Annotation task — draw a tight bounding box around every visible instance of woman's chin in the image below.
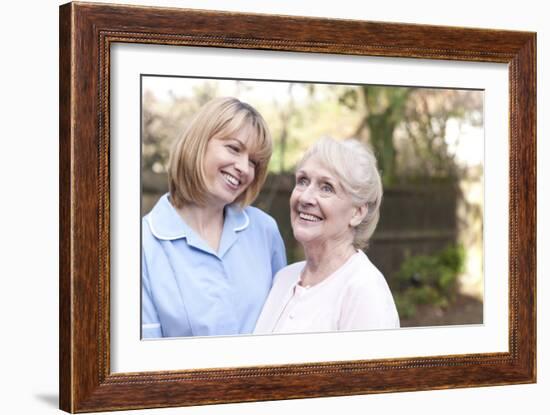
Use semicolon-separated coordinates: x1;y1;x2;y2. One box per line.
293;229;320;246
208;185;243;207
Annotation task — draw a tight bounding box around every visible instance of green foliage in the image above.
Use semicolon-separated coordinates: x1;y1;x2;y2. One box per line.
337;85;483;185
142;79;483;190
392;245;466;319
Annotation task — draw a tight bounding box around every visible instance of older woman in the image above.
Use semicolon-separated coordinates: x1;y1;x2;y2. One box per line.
254;138;398;334
142;97;286;338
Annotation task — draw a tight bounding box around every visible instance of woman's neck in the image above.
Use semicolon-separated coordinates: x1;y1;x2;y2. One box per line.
175;202;225;252
300;240;356;287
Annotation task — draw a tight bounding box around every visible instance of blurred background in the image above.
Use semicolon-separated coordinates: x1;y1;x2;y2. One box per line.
141;76;484;328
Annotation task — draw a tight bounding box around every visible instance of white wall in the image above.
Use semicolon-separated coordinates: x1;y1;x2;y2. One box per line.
1;0;546;414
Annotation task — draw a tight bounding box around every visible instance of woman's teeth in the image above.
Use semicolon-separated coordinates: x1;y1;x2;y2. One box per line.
299;212;322;222
223;173;240;186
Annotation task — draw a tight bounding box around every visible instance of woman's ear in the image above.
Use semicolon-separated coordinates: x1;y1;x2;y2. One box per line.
350;204;368;227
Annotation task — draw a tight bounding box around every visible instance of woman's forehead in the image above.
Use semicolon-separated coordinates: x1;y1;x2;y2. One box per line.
298;157;339;180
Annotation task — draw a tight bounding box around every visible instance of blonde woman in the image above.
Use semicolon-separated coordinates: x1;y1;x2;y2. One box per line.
254;138;398;334
142;97;286;338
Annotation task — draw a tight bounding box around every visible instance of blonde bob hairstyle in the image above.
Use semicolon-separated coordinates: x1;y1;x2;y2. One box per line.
168;97;273;209
297;137;383;249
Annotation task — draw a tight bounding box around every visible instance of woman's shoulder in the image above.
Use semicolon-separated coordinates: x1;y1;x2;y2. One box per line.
243;205;276;222
141;213;165;254
346;250;388;289
141;213;154;240
141;193;187;241
141;195;191;252
339;252;400;329
242;205;280;232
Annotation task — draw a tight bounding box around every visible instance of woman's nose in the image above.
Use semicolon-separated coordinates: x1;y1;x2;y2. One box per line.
234;154;249;173
298;185;316;205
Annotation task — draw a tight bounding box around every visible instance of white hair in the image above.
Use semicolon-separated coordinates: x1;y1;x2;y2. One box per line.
297;137;383;249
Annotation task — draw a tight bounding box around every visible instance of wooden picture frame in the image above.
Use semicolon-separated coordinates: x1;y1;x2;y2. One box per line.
59;2;536;412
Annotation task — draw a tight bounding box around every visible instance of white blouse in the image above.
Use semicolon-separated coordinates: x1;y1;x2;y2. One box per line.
254;250;400;334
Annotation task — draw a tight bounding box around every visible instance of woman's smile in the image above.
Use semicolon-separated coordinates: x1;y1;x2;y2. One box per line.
297;211;323;223
221;171;241;189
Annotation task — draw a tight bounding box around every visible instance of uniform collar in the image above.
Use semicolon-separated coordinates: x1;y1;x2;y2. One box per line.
146;194;249;257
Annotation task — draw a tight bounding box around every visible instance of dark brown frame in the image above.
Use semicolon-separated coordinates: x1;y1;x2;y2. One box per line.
59;2;536;412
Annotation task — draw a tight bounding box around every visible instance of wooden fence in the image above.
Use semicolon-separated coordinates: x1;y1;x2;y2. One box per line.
142;171;460;283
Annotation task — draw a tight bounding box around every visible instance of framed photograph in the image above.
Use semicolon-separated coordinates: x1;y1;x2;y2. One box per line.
59;2;536;412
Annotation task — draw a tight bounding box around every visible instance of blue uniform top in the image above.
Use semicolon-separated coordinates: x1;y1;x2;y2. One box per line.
141;194;287;338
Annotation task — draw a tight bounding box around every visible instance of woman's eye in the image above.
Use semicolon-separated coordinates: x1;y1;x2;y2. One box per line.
296;177;308;186
321;184;334;193
226;144;239;153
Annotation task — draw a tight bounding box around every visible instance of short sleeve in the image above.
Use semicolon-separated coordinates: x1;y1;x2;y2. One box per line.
141;250;163;338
